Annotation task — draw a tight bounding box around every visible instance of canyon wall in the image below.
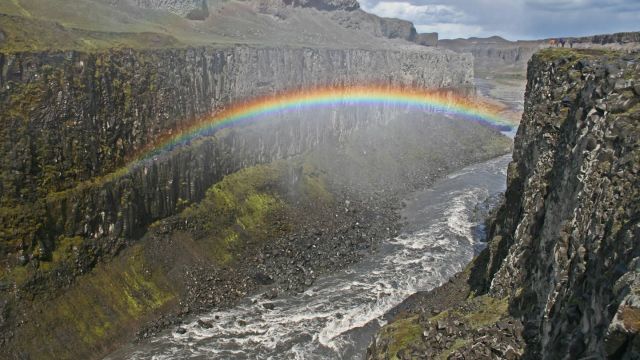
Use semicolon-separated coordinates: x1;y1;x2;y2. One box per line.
0;46;472;265
484;48;639;358
368;48;639;359
440;37;542;76
0;43;480;358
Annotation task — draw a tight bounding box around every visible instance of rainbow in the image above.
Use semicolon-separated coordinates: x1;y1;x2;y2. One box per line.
134;85;514;165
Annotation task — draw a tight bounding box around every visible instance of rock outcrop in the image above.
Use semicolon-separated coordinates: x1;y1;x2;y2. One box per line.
440;36;543;76
570;31;640;46
368;48;640;359
483;48;640;359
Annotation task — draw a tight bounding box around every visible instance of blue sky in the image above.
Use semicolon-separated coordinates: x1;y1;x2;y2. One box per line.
360;0;640;40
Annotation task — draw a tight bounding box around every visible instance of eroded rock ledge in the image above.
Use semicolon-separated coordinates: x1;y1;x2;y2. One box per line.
368;48;640;359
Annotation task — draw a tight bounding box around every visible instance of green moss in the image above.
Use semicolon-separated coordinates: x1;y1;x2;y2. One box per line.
14;243;177;359
383;316;423;360
428;309;451;323
462;295;510;329
38;236;84;272
535;48;625;73
300;162;333;204
180;163;287;264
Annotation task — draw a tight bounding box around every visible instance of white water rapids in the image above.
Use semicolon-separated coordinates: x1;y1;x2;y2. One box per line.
108;154;511;360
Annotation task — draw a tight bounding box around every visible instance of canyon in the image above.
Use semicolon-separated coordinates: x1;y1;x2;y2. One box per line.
0;0;638;359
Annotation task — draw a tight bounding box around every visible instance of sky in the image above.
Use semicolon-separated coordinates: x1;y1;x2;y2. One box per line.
359;0;640;40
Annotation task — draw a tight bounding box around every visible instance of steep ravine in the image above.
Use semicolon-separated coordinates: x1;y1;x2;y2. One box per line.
368;48;640;359
0;42;516;359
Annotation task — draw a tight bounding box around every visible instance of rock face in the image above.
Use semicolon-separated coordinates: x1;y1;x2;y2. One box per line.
484;48;640;358
328;10;417;42
0;43;478;358
366;48;640;359
571;31;640;46
0;46;472;265
440;36;542;75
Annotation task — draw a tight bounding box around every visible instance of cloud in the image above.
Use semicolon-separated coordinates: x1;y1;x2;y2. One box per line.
525;0;640;11
366;2;465;23
362;0;640;40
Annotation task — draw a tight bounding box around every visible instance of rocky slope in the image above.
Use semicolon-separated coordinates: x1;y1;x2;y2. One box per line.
103;0;210;19
368;48;640;359
0;0;436;52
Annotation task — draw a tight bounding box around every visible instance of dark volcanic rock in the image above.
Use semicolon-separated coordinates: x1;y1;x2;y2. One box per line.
483;48;640;359
368;48;640;360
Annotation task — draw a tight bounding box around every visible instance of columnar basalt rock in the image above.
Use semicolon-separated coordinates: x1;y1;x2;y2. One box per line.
366;48;640;360
486;49;640;358
0;46;473;265
0;40;498;359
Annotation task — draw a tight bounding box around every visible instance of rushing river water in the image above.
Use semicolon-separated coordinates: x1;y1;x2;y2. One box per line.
108;154;511;360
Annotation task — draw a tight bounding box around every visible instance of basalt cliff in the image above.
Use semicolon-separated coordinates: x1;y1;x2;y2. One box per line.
368;48;640;359
0;0;519;359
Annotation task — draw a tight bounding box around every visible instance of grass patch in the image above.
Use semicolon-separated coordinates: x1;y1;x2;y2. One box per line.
180;164;286;263
179;158;332;264
0;13;182;52
13;243;176;359
463;295;510;329
383;316;423;360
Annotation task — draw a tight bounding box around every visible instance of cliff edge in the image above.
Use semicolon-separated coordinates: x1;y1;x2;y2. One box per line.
368;48;640;359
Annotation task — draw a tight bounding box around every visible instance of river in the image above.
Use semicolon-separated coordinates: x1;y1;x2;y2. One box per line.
107;154;511;360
